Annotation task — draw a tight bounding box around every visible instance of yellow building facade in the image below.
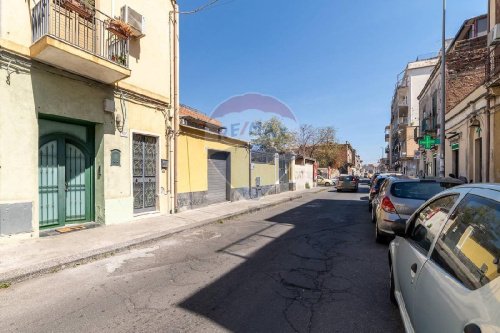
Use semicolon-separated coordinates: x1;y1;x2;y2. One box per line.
0;0;179;237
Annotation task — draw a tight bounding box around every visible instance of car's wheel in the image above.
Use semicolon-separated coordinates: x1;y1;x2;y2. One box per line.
368;203;372;212
390;265;397;306
325;182;330;186
375;221;385;243
337;189;341;192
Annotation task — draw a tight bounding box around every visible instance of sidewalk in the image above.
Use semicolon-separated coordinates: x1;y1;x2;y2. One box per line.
0;187;325;284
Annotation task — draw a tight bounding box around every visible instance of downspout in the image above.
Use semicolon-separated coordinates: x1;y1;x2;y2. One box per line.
486;96;491;182
173;2;179;212
248;145;252;199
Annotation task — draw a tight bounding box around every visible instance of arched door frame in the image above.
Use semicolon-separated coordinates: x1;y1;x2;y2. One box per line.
39;133;94;228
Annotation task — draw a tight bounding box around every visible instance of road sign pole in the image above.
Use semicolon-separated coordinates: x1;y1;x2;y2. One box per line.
439;0;446;177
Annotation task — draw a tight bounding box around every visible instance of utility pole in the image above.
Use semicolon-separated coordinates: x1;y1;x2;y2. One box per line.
439;0;446;177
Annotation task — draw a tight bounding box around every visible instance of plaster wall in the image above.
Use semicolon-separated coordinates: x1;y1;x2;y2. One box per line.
251;163;277;187
177;127;250;195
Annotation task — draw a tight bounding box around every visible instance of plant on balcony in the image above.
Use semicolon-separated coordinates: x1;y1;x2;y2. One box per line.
110;53;127;66
59;0;94;20
106;19;133;39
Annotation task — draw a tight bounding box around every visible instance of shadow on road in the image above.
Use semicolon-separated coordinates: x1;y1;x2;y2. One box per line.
178;196;403;332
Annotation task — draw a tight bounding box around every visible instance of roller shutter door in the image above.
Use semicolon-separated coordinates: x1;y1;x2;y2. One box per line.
207;152;229;204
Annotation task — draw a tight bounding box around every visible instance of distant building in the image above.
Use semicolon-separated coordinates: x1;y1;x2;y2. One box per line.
388;56;439;176
334;142;357;175
419;14;488;179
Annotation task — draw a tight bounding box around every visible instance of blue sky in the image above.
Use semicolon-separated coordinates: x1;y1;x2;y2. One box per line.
177;0;486;164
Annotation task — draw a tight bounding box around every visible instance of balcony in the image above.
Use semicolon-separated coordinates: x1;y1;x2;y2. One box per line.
31;0;131;84
421;116;438;134
397;96;408;109
385;133;389;142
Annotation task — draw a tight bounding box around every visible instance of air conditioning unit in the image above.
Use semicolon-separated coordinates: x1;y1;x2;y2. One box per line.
121;5;145;38
488;24;500;46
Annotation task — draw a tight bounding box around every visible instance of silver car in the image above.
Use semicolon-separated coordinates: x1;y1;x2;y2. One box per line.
389;184;500;332
372;177;463;243
336;175;358;192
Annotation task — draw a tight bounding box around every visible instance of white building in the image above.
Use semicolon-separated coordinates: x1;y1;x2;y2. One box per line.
389;56;439;176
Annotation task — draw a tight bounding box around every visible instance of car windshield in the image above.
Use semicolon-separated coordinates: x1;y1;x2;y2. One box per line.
391;182;446;200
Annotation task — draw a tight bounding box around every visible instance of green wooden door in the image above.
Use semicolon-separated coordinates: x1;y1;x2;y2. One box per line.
39;140;59;227
39;136;92;228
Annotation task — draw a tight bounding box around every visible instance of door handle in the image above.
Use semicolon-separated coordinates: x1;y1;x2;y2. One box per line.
410;263;417;280
64;182;69;192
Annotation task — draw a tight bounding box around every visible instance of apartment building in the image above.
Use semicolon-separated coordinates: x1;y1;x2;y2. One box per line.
388;56;438;176
437;15;489;182
481;0;500;182
0;0;179;237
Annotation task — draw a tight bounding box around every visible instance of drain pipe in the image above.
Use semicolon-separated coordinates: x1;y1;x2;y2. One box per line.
172;1;179;213
486;96;492;182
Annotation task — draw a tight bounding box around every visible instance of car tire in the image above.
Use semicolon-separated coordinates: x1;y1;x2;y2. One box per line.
390;265;397;306
371;206;377;223
337;189;341;192
325;182;330;186
375;222;385;243
368;203;372;212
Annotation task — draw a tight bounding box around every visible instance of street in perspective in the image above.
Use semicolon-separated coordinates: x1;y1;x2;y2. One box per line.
0;0;499;332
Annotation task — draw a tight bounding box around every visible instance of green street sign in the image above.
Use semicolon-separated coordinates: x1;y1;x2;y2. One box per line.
451;143;459;151
419;135;440;149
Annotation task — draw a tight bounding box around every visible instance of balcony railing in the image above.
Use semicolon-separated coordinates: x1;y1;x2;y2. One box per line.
486;46;500;83
32;0;129;68
398;97;408;107
398;117;408;125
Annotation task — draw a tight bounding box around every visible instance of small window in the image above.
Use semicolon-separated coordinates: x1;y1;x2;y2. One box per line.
431;194;500;290
409;194;460;254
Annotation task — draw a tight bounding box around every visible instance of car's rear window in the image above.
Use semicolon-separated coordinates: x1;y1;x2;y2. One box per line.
341;176;353;181
374;177;386;189
391;182;446;200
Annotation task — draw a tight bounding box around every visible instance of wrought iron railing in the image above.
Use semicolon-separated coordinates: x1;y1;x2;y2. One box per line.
486;46;500;82
31;0;129;68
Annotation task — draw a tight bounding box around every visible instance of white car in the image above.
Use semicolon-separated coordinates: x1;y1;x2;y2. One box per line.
389;184;500;333
317;175;335;186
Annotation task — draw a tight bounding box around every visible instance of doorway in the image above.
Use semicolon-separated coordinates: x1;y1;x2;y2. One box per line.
132;134;158;213
474;138;482;182
38;135;93;228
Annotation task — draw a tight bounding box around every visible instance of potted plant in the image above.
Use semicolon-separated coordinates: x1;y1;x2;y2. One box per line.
110;53;127;66
59;0;94;20
106;19;132;39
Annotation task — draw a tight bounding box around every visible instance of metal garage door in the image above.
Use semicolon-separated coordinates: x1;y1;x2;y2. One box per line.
207;151;229;204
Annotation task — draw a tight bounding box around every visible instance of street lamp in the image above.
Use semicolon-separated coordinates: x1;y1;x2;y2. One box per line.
439;0;446;177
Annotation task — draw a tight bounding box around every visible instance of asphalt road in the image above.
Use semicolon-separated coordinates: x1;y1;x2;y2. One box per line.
0;186;403;333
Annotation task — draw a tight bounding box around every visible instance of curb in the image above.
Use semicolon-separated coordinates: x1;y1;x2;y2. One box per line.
0;188;325;285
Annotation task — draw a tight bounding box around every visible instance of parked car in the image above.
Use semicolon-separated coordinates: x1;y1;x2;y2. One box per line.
389;183;500;333
368;175;392;212
336;175;358;192
359;178;371;185
317;175;335;186
373;177;464;242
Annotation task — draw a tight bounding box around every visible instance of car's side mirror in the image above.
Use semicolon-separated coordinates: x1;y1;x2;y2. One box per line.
392;218;408;237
